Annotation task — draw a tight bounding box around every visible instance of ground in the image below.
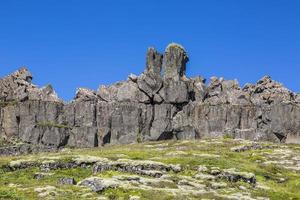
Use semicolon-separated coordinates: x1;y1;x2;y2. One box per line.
0;138;299;200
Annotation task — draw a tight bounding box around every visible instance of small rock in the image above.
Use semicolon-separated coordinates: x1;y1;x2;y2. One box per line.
219;168;256;185
239;185;247;191
129;196;141;200
128;74;138;82
58;177;77;185
78;177;119;192
197;165;208;173
33;173;45;180
211;182;227;189
194;173;215;181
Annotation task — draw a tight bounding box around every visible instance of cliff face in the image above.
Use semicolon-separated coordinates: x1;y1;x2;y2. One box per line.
1;43;300;149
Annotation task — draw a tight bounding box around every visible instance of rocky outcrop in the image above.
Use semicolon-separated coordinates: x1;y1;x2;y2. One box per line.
1;43;300;150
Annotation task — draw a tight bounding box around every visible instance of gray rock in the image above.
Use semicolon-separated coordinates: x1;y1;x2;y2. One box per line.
162;43;189;81
159;80;189;103
217;168;256;185
78;177;119;192
1;43;300;151
137;47;163;98
58;177;76;185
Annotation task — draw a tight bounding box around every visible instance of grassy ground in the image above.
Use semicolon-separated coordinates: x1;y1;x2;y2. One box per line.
0;138;299;200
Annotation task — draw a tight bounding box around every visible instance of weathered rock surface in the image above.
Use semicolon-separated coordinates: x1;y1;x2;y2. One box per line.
1;43;300;150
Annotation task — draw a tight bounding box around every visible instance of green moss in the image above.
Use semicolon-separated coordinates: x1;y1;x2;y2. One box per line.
0;139;299;199
0;188;24;200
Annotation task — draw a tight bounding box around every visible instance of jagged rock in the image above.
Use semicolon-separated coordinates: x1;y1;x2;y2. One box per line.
0;68;61;102
189;76;207;102
137;48;163;98
1;43;300;151
75;88;97;101
205;77;251;105
244;76;294;105
159;80;189;103
116;81;150;103
128;73;138;82
98;81;149;103
162;43;189;81
295;94;300;103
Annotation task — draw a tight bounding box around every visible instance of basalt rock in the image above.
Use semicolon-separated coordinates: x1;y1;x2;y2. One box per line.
1;43;300;151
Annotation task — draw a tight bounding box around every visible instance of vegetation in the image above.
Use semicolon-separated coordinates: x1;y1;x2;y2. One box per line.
0;139;299;199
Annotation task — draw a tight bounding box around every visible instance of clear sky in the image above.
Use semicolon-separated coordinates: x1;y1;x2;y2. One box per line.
1;0;300;100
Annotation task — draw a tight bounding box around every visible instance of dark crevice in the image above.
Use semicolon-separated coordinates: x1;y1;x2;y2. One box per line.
103;131;111;145
273;132;286;142
188;91;195;102
16;116;20;136
94;132;98;147
237;108;242;129
157;131;174;141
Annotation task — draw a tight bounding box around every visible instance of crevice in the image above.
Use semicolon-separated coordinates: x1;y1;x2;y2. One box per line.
103;131;111;145
94;132;98;147
148;104;155;133
157;131;174;141
237;107;242;129
273;132;286;142
16;116;20;137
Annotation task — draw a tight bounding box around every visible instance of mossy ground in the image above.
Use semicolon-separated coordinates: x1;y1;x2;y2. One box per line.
0;139;299;200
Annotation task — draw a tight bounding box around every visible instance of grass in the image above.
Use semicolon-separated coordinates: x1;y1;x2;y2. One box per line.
0;139;299;199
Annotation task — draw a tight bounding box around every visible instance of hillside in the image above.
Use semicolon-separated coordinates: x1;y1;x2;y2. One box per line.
0;138;299;200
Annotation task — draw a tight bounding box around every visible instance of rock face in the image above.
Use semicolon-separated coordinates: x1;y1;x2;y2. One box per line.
1;43;300;149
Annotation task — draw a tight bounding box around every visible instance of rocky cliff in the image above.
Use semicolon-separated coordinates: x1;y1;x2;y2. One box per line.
1;43;300;150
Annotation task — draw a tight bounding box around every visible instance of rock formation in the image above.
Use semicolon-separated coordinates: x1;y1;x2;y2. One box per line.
1;43;300;150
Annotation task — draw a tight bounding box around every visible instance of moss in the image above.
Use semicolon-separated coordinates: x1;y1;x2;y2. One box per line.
0;188;24;200
165;43;186;53
36;121;70;129
0;139;299;199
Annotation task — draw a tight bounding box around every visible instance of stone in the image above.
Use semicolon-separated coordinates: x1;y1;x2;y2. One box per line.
162;43;189;81
1;43;300;152
218;168;256;185
159;80;189;103
75;88;98;101
58;177;77;185
137;47;163;98
78;177;119;192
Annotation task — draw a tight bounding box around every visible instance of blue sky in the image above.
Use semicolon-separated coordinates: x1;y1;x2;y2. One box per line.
1;0;300;100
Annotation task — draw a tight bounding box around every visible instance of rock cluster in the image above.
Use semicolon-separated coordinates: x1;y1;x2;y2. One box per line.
1;43;300;150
